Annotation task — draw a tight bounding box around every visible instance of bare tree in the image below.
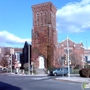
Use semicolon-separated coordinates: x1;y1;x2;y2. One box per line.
70;52;82;68
0;47;15;68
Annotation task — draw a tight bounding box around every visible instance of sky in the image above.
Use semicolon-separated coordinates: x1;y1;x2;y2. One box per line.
0;0;90;49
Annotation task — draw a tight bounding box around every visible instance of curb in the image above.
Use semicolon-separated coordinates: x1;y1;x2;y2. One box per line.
55;79;82;83
55;77;90;83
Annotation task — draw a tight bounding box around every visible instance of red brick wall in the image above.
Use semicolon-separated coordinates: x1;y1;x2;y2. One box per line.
58;39;84;68
31;2;57;68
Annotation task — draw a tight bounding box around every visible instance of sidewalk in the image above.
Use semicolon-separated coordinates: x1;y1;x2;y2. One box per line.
55;74;90;83
2;73;48;76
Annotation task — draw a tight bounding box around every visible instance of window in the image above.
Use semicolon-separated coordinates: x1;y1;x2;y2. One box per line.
69;49;72;53
85;56;88;61
45;11;47;24
36;12;39;25
41;12;43;24
64;49;72;53
57;68;60;71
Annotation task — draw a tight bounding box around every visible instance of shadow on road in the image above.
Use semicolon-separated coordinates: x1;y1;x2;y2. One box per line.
0;81;22;90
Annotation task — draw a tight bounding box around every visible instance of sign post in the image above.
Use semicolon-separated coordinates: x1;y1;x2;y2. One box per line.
28;44;30;75
10;48;14;74
61;56;65;77
31;62;34;75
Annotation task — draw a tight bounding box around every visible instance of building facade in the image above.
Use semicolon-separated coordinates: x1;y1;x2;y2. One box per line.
57;38;85;68
0;47;22;69
84;49;90;63
31;2;58;69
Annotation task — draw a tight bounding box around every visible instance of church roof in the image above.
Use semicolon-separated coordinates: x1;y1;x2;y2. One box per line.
59;38;83;48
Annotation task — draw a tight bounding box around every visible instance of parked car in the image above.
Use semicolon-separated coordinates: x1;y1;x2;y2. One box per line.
49;67;72;76
2;68;7;73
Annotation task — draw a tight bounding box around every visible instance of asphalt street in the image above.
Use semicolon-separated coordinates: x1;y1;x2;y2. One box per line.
0;75;88;90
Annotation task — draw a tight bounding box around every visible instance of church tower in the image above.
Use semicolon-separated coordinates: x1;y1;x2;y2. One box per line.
31;2;58;69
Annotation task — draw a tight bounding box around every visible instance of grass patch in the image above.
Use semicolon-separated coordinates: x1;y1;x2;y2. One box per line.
71;69;79;74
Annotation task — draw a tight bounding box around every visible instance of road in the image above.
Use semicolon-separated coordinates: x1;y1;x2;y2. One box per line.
0;75;86;90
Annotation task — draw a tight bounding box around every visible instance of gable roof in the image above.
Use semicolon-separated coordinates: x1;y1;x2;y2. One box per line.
59;38;83;47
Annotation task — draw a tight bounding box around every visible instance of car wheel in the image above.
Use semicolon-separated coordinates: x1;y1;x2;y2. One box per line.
65;73;68;76
54;73;57;76
64;74;67;76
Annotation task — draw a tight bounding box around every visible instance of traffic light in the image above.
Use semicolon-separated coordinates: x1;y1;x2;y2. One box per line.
69;60;71;65
64;54;66;60
64;60;67;65
64;54;67;65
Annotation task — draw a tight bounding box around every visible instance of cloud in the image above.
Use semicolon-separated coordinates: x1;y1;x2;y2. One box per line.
56;0;90;33
0;30;31;47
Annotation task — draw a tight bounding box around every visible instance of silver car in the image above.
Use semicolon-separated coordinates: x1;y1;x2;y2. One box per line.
50;67;72;76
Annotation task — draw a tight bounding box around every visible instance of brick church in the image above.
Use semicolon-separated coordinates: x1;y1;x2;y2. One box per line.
31;2;58;69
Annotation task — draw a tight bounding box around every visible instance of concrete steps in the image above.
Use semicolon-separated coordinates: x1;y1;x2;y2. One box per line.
35;69;47;74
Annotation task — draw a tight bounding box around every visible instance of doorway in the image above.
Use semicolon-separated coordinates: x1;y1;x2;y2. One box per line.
38;56;45;69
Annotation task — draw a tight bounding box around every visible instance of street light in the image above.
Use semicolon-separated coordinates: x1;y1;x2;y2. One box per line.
67;36;70;77
28;44;30;75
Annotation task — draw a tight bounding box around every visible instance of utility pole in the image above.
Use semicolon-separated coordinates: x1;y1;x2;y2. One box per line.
10;47;14;74
28;44;30;75
67;36;70;77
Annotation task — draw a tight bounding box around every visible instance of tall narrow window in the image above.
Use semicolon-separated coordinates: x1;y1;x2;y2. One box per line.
41;12;43;25
45;11;47;24
36;12;39;26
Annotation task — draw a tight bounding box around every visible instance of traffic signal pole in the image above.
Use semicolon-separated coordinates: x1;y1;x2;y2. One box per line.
67;36;70;77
